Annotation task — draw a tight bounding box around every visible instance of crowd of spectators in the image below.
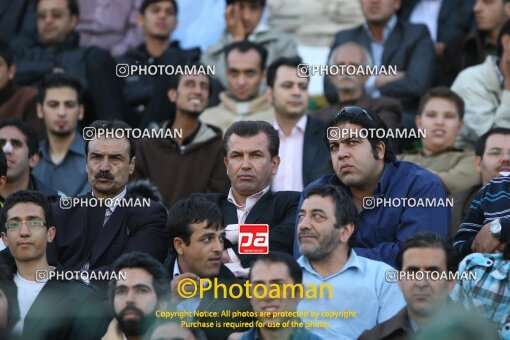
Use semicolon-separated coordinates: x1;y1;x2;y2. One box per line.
0;0;510;339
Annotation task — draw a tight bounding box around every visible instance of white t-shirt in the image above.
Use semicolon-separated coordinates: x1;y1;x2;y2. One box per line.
12;272;47;335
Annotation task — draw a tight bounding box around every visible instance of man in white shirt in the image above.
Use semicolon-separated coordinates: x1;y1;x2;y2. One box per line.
0;190;106;339
266;57;331;192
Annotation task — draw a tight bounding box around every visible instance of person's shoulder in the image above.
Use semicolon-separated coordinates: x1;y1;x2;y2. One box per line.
271;190;301;200
333;25;364;40
453;56;492;84
392;160;438;179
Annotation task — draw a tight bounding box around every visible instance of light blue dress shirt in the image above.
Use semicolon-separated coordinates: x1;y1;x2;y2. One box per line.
363;15;398;98
297;250;406;339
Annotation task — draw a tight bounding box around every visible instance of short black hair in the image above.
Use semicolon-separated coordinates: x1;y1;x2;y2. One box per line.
0;190;54;233
84;120;136;159
417;87;465;119
396;232;458;274
474;127;510;157
167;196;223;253
38;72;83;105
109;252;171;303
0;40;13;67
327;106;397;163
36;0;79;16
303;185;358;251
498;20;510;58
224;41;268;71
226;0;266;7
140;0;178;14
249;252;302;284
0;148;6;178
0;118;39;158
223;120;279;158
303;185;358;230
266;56;307;88
127;179;163;203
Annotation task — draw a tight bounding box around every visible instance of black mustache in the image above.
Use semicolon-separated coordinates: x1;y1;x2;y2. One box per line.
95;171;114;180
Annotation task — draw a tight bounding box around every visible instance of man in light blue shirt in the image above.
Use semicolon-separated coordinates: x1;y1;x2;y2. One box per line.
296;184;405;339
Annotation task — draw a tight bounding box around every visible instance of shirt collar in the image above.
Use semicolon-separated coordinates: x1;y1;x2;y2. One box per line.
227;185;270;210
91;186;127;212
363;14;397;43
173;259;181;277
273;115;308;134
493;57;505;89
297;249;364;279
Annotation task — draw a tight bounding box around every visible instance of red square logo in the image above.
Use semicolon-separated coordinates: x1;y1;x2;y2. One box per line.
238;224;269;254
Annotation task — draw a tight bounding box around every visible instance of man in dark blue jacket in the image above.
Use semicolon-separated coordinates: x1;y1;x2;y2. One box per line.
293;106;450;267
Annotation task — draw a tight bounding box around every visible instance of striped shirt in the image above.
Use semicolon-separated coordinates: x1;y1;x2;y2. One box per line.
453;174;510;259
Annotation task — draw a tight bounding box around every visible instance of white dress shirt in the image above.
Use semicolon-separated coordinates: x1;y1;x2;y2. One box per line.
409;0;443;42
224;186;270;277
272;115;307;192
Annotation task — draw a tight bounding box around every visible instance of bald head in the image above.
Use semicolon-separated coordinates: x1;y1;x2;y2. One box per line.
328;43;371;98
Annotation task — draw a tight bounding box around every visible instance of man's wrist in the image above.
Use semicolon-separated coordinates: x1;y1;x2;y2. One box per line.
499;218;510;242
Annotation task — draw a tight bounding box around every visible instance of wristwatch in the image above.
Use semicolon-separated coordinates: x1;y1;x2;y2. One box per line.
489;219;502;239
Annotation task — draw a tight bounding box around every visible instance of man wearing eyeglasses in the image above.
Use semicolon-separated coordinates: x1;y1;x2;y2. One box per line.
0;190;107;339
293;106;450;267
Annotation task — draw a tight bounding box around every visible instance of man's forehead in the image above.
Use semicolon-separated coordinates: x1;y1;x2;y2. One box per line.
88;137;130;155
44;87;79;102
116;267;154;286
227;49;261;69
228;133;269;152
37;0;69;11
402;247;447;268
276;66;308;85
7;203;45;220
189;220;223;236
179;74;210;86
251;261;291;281
301;195;335;211
0;126;27;142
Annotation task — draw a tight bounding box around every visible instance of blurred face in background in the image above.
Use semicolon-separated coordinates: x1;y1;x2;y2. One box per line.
37;87;83;137
416;97;463;155
37;0;78;46
226;49;264;101
138;0;177;39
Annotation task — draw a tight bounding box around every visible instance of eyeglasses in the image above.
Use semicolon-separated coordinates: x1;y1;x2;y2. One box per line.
335;106;373;121
5;219;46;231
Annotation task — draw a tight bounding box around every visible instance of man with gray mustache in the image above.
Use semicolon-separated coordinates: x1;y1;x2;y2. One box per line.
46;120;168;283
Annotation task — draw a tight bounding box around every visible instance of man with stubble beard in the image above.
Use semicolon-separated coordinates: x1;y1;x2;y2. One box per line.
133;67;229;208
32;73;88;196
